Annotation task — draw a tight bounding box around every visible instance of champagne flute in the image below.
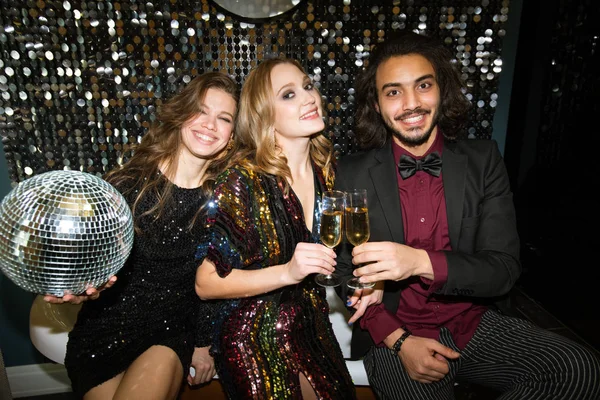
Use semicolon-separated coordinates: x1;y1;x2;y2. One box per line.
315;190;345;287
345;189;375;290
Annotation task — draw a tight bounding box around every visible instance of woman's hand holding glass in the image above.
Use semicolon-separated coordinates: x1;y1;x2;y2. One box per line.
286;242;337;285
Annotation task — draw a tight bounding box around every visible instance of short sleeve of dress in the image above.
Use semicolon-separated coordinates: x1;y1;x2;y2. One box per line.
195;166;259;278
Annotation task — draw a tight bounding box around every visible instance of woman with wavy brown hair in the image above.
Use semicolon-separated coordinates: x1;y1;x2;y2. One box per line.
195;58;356;399
52;72;240;400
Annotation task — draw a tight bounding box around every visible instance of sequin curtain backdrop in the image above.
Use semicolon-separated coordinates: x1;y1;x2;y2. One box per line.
0;0;512;186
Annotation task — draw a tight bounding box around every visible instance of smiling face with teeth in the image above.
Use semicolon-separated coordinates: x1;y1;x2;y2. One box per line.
375;53;441;155
270;62;324;145
179;87;237;163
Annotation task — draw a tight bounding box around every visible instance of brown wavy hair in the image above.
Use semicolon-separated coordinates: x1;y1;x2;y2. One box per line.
104;72;240;231
235;57;334;192
354;31;472;150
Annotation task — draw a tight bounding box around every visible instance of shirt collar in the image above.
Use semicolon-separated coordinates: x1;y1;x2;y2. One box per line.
392;129;444;166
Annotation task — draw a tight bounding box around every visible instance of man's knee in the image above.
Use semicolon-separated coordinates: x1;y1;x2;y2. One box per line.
567;346;600;396
547;342;600;399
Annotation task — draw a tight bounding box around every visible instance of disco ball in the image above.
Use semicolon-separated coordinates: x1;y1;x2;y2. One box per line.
0;170;134;296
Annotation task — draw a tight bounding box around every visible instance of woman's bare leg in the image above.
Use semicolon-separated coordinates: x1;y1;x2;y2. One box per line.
84;345;183;400
299;373;317;400
115;345;184;400
83;372;124;400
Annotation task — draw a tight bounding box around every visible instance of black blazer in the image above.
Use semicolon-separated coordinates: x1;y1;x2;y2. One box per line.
334;138;521;359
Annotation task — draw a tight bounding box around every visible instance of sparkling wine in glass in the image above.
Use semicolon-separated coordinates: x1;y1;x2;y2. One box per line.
315;190;345;287
345;189;375;290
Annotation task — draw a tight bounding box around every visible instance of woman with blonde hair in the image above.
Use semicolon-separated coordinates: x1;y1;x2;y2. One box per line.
55;72;240;399
195;58;356;399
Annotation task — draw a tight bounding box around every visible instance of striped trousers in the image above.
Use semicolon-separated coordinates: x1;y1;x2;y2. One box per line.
363;310;600;400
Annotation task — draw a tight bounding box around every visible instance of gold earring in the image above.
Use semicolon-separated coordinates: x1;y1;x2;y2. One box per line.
225;136;234;151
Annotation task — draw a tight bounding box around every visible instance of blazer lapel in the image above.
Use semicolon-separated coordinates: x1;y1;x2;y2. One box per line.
370;144;405;244
442;142;467;251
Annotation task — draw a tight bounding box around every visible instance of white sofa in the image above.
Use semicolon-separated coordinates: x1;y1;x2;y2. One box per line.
325;287;369;386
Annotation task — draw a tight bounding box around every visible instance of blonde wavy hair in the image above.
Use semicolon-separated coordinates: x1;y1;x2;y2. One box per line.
235;57;334;191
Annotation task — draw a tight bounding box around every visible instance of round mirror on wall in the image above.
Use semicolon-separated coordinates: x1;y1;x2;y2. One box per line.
209;0;305;21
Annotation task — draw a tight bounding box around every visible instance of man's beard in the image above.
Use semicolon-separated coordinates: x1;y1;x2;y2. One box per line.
386;108;439;148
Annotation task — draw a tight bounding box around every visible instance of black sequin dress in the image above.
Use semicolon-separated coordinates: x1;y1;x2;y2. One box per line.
65;178;216;397
197;165;357;400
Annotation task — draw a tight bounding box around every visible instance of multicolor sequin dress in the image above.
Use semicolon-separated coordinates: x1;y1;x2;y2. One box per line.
64;177;217;397
196;165;357;400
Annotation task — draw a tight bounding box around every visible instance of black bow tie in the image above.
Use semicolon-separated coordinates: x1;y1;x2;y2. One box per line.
398;152;442;180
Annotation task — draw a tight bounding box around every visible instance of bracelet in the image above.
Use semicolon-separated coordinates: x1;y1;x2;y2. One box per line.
391;328;412;353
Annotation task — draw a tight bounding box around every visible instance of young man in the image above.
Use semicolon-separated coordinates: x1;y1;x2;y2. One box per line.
335;31;600;400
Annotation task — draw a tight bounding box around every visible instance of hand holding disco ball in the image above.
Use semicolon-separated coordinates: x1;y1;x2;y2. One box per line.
0;170;134;296
43;275;118;304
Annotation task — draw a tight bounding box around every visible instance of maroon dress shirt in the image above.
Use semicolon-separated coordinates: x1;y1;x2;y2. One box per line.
360;132;487;350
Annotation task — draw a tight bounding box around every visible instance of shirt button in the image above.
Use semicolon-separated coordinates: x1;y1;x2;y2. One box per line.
420;217;425;223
